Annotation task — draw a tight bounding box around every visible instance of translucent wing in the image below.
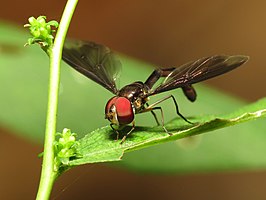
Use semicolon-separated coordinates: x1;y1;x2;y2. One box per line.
149;55;248;95
62;40;121;94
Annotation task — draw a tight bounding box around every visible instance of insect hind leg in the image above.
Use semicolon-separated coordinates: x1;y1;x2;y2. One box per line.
169;95;193;124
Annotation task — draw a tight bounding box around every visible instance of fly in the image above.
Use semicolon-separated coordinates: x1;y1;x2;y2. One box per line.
62;40;249;143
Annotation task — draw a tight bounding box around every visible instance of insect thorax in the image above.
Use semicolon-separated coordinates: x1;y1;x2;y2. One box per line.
118;81;149;113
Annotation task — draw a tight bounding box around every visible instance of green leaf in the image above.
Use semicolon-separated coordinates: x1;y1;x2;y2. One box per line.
69;98;266;166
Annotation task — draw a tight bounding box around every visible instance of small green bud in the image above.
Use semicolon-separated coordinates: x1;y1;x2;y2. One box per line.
24;16;59;48
54;128;80;170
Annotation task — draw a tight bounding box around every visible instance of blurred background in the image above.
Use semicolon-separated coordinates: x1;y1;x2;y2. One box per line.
1;0;266;199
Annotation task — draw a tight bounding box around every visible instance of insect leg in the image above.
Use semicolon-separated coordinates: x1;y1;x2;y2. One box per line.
144;68;175;89
120;121;135;144
145;95;193;124
140;106;171;135
146;103;160;125
110;123;120;140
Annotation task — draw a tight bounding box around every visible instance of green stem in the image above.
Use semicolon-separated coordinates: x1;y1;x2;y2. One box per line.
36;0;78;199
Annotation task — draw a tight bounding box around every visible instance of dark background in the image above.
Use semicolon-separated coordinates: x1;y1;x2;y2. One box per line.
1;0;266;199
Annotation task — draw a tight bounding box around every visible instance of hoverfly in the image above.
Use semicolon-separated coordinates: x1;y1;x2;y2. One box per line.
62;40;248;143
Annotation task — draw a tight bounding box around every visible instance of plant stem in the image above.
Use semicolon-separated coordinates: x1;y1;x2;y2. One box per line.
36;0;78;199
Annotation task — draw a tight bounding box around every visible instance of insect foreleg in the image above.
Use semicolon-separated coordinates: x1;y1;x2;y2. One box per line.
120;121;135;144
110;123;120;140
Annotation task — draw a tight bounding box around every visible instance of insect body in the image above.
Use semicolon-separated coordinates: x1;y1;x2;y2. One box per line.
62;40;249;143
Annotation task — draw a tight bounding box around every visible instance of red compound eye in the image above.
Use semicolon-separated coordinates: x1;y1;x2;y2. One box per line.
105;97;134;125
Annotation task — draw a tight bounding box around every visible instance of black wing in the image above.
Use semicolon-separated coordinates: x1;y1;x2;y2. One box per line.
149;55;249;96
62;40;121;94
